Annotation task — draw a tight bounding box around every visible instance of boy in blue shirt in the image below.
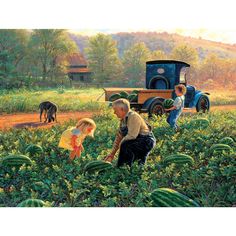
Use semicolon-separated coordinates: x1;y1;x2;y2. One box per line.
165;84;186;131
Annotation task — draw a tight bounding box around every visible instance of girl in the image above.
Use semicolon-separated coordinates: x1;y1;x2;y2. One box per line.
58;118;96;161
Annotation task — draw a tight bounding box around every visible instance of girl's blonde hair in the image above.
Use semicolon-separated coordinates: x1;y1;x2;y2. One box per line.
76;118;96;137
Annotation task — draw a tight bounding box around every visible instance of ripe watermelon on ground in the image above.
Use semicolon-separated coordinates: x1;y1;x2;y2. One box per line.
84;160;113;174
219;137;234;146
17;199;46;207
0;154;32;167
210;144;232;155
25;144;43;156
163;99;174;109
162;153;194;167
150;188;200;207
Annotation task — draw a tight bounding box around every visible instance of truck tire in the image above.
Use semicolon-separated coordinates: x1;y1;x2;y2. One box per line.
196;95;210;113
148;101;165;117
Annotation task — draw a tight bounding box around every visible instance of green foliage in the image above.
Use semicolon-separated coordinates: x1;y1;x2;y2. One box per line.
29;29;77;81
122;42;151;87
188;118;210;130
86;34;122;83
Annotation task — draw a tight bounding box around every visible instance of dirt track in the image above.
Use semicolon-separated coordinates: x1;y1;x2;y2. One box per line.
0;111;98;130
0;105;235;130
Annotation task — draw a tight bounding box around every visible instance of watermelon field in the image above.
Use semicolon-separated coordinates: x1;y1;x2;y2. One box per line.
0;107;235;207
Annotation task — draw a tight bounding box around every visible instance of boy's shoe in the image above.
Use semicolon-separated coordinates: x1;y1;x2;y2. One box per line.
175;127;180;132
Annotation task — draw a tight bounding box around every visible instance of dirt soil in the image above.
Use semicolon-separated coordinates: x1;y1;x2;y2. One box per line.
0;105;235;130
0;111;98;130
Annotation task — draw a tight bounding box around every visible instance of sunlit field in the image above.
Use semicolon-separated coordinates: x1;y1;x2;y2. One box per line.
0;88;235;114
0;88;105;113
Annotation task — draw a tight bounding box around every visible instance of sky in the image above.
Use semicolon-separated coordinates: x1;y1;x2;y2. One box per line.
1;0;236;45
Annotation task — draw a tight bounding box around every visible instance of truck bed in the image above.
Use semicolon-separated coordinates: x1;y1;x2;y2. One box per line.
103;87;173;104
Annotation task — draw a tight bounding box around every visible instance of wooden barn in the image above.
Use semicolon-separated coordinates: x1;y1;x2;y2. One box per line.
66;53;92;82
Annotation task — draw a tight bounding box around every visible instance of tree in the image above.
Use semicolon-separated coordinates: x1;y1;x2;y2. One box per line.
29;29;77;81
170;44;199;85
170;43;199;66
0;29;29;88
85;34;122;83
151;50;167;60
122;42;151;87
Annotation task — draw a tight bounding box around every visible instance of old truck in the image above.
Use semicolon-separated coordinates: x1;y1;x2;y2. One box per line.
104;60;210;116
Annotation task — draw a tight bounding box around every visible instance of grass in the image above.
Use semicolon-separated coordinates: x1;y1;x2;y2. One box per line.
0;87;235;114
208;89;236;106
0;88;106;113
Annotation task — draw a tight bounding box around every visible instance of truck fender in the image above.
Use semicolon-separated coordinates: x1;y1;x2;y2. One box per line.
190;91;210;107
141;97;165;112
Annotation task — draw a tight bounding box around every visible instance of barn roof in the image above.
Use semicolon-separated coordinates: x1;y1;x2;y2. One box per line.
66;53;87;66
68;67;91;73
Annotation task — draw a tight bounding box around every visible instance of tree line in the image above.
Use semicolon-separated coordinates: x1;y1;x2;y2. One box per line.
1;29;236;89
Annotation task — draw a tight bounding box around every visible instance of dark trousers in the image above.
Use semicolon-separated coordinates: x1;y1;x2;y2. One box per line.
117;134;156;167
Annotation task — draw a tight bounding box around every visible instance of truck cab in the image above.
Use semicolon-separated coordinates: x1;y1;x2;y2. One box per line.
146;60;210;112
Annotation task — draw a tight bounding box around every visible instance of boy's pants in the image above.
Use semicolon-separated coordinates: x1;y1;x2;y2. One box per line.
167;109;182;130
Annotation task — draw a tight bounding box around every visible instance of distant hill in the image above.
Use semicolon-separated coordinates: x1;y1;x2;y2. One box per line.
69;31;236;60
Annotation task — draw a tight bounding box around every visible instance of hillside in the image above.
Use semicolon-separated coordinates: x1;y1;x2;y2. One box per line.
69;31;236;59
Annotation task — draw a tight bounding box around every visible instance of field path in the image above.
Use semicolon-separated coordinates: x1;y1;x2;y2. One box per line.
0;111;98;130
0;105;235;130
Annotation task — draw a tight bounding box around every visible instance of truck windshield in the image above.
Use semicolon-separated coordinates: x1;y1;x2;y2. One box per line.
180;67;187;84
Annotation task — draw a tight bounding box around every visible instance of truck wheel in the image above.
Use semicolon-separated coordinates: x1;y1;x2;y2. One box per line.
148;101;165;117
196;95;210;113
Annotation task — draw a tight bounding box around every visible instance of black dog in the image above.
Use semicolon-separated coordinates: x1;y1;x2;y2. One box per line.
39;101;58;123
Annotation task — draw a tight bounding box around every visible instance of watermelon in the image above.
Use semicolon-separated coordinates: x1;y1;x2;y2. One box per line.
127;93;138;102
150;188;200;207
109;93;121;102
131;90;139;95
210;144;232;155
189;118;210;129
25;144;43;156
163;99;174;109
0;154;32;167
162;154;194;167
17;199;46;207
119;91;129;99
84;160;113;173
219;137;234;146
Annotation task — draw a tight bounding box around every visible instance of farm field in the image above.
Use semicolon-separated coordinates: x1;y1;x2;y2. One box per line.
0;108;235;207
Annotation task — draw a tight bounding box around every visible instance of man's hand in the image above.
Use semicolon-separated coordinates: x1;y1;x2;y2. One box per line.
104;153;115;162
